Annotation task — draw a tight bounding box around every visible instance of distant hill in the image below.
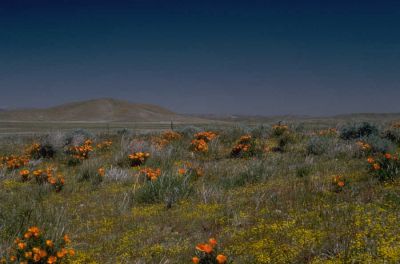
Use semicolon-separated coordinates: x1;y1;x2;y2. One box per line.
0;98;204;122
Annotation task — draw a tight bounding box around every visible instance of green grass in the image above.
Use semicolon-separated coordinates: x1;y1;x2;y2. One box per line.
1;121;400;263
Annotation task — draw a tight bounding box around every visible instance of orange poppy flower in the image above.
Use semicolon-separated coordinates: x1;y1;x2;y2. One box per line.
385;153;392;159
367;157;374;164
47;256;57;264
33;254;41;262
98;167;105;177
48;177;56;185
338;181;345;187
373;163;381;170
39;249;47;258
20;169;30;176
57;251;65;258
18;242;26;250
24;232;32;239
24;251;33;259
46;240;54;247
216;254;227;264
196;243;213;254
192;257;200;264
63;234;71;244
209;238;217;247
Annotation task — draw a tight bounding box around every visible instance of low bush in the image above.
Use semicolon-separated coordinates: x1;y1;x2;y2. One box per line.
306;136;332;155
339;122;378;140
364;135;396;154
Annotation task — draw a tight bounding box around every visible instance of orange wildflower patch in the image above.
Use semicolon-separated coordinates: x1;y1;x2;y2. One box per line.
96;139;113;150
192;238;228;264
231;135;255;158
190;139;209;153
140;167;161;181
6;226;74;263
356;141;371;151
67;139;93;164
128;152;150;167
194;131;217;142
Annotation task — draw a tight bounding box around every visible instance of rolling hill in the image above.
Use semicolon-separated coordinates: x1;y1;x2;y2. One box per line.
0;98;202;122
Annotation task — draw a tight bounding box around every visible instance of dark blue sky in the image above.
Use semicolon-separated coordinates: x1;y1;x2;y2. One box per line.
1;0;399;115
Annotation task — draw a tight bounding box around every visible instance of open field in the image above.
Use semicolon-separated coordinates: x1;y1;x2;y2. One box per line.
1;119;400;263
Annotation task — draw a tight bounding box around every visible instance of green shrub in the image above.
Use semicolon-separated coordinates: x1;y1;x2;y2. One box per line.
339;122;378;140
364;135;396;154
384;127;400;145
306;136;332;155
250;124;271;139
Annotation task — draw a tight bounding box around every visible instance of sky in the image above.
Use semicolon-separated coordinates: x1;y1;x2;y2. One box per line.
0;0;399;116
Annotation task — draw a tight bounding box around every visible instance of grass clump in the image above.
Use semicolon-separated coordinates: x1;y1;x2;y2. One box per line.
134;172;195;207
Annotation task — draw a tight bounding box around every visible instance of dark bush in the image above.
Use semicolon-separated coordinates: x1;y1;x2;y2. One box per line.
339;122;378;140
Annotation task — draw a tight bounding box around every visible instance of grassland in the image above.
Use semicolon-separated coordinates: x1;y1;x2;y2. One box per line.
1;120;400;263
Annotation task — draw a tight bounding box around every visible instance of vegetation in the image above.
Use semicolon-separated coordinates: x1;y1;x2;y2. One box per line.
1;120;400;263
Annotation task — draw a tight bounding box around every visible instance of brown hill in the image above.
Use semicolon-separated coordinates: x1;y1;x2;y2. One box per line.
0;98;200;122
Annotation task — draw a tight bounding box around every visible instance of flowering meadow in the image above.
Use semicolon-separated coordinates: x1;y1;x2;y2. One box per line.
1;121;400;263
